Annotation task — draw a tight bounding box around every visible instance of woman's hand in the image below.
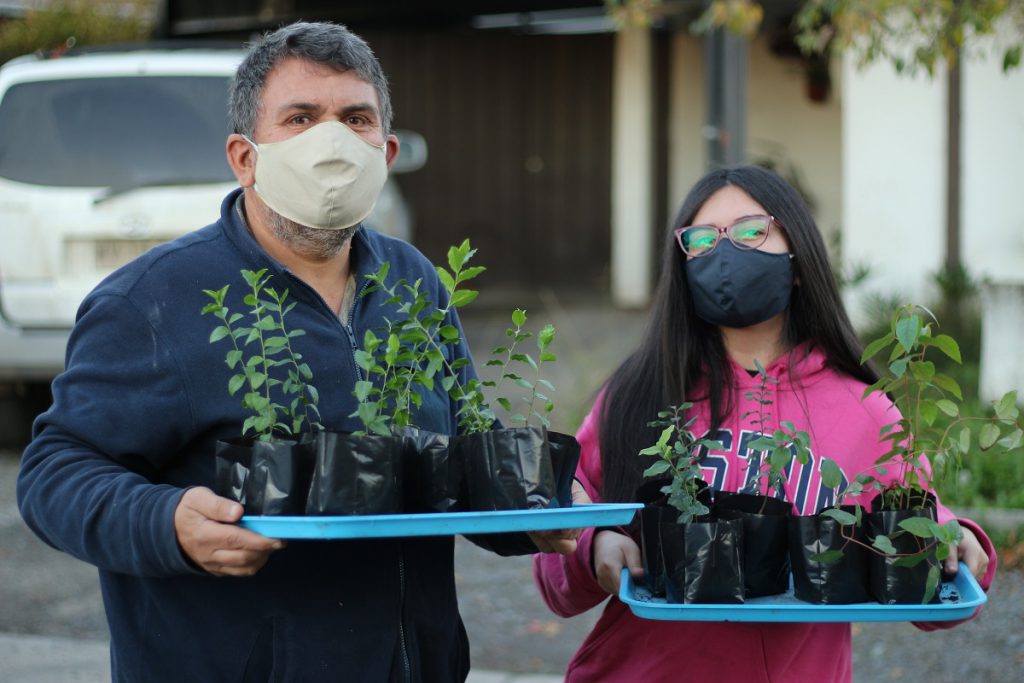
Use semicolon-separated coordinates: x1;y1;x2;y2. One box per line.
947;525;989;580
592;530;643;597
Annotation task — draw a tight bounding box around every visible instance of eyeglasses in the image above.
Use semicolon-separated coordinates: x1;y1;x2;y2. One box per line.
674;215;780;258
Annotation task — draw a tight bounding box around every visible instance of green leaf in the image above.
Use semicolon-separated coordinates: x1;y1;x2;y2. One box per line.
439;325;461;341
209;326;230;343
250;372;268;390
821;508;857;526
820;458;842;490
959;427;971;453
872;535;898;555
450;289;478;308
889;358;908;378
923;565;940;604
512;308;527;328
930;334;962;364
225;349;244;369
1000;428;1023;451
996;391;1019;420
933;374;963;400
354;380;373;403
435;267;455;293
810;550;844;564
264;336;288;349
228;374;246;396
893;553;929;568
643;461;671;477
770;445;792;471
909;361;935;383
979;423;1000;451
354;350;375;372
920;400;938;427
895;314;921;354
898;517;940;538
936;399;958;418
538;324;556;348
460;265;486;282
860;333;895;364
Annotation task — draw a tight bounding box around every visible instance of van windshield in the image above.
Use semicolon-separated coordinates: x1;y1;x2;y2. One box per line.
0;75;234;187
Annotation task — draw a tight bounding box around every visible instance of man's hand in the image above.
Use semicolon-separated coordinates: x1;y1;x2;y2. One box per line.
174;487;285;576
527;479;592;555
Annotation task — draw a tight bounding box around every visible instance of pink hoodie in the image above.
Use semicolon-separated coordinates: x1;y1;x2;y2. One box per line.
533;347;997;683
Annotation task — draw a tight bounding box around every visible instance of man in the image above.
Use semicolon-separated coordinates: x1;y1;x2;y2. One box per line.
18;22;576;682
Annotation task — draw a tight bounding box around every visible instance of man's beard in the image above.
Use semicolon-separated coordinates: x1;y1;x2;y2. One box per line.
264;205;358;259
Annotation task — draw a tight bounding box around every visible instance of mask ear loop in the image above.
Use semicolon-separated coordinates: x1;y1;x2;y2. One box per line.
240;135;261;192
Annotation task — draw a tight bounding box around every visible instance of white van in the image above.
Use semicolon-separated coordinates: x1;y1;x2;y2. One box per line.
0;45;424;442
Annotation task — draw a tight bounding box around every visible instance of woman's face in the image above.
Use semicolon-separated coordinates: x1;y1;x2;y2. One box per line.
686;186;790;259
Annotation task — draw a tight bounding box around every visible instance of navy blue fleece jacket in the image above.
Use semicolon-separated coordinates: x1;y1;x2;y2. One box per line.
17;190;511;682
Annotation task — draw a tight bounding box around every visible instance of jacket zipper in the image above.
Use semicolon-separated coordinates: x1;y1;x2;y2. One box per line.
344;275;374;379
398;550;412;682
344;271;410;681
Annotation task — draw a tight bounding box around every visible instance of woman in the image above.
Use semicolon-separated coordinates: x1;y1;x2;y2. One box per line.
533;166;996;682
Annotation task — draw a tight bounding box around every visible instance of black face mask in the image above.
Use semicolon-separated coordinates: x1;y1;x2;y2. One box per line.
685;240;794;328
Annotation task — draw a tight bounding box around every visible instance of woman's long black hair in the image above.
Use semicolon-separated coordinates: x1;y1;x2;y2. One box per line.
599;165;878;504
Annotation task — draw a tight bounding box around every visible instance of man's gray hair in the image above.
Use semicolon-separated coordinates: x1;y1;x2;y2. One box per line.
229;21;392;138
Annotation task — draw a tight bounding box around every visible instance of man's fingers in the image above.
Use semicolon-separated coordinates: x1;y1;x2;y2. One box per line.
182;487;244;523
528;530;578;555
174;487;284;575
206;546;277;576
570;480;593;505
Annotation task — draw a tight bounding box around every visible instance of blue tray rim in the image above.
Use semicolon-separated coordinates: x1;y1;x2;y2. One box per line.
618;563;987;622
238;503;642;539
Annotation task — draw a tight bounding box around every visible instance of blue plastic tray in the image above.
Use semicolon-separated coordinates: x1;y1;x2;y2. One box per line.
239;503;641;540
619;564;986;622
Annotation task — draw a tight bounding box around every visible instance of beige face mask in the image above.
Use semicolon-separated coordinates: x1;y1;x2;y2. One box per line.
244;121;388;230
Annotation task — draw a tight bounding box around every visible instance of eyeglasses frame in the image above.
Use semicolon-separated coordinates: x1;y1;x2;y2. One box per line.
673;214;782;258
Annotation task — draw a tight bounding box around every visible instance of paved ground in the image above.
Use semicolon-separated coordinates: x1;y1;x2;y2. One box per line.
2;297;1024;681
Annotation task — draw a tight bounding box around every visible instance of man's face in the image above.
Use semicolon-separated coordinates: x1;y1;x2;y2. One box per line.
253;56;392;150
227;56;400;259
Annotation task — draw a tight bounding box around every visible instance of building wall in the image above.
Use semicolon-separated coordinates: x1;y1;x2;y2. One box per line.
964;25;1024;401
747;38;843;242
962;33;1024;284
841;53;947;323
667;35;843;246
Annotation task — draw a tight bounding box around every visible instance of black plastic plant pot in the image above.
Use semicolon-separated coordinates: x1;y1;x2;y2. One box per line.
213;438;250;507
660;509;745;604
398;426;461;514
214;437;314;516
867;495;940;604
456;426;555;512
640;504;670;597
715;492;792;598
788;506;870;604
546;431;582;509
636;479;711;597
304;431;404;516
